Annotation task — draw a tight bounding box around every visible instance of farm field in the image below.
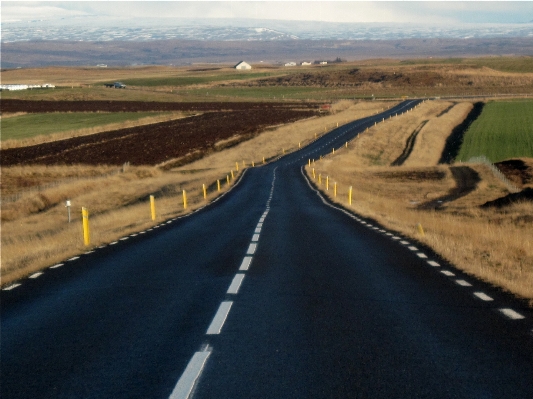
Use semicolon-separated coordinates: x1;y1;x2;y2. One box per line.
1;112;183;141
2;57;532;102
456;101;533;163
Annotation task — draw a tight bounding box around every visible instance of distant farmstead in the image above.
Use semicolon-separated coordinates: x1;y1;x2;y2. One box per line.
234;61;252;70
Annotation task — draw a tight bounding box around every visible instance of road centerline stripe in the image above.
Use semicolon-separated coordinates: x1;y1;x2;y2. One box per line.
251;233;260;242
169;350;211;399
206;301;233;335
427;260;440;267
239;256;253;271
247;243;257;255
227;274;246;294
441;270;455;276
456;279;472;287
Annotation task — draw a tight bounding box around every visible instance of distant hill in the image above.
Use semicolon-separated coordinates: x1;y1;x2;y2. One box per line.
2;37;533;68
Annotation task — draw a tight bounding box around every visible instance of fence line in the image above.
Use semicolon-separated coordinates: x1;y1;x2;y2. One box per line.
467;156;520;193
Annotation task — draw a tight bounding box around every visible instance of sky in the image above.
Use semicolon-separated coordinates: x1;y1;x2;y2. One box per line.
2;1;533;25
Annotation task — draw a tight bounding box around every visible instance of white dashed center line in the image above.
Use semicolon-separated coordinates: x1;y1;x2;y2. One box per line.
247;243;257;255
408;246;418;251
499;308;525;320
29;272;43;279
50;263;64;269
456;279;472;287
254;227;262;233
251;234;260;242
427;260;440;267
68;256;80;261
400;241;410;245
416;253;428;259
474;292;494;301
227;273;246;294
239;256;253;271
441;270;455;277
206;301;233;335
169;350;211;399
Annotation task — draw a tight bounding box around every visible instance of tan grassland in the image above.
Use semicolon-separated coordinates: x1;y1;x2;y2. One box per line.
1;100;391;286
1;112;190;149
305;100;533;304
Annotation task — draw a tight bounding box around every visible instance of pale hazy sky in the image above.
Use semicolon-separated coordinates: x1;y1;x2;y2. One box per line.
2;1;532;24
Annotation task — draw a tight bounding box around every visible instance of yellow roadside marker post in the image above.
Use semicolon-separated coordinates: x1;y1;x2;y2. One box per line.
312;168;316;179
332;148;335;155
348;186;353;205
318;174;322;185
308;159;311;167
150;195;156;221
263;157;265;164
326;176;329;191
417;223;425;236
231;170;234;179
252;161;255;167
227;175;230;185
82;207;90;246
182;190;188;209
203;184;207;200
334;182;337;197
236;162;239;171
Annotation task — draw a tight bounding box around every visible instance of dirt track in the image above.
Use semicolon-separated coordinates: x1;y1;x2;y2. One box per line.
418;166;481;209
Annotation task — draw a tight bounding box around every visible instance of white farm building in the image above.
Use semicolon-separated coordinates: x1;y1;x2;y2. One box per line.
234;61;252;70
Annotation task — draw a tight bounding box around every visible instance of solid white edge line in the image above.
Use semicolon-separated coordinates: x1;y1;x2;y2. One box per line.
227;273;246;294
474;292;494;301
206;301;233;335
239;256;253;271
499;308;525;320
247;243;257;255
169;350;211;399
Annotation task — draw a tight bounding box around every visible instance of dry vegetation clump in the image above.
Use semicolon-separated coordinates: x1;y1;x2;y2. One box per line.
306;101;533;304
1;100;390;286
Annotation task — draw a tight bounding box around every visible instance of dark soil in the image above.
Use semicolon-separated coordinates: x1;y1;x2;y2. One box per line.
0;100;319;113
438;102;484;164
494;159;533;187
0;108;317;166
391;120;428;166
418;166;480;209
481;188;533;208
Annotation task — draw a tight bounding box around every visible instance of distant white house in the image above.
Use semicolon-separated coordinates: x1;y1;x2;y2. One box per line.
234;61;252;70
320;61;328;65
301;61;312;66
0;83;55;91
284;62;297;67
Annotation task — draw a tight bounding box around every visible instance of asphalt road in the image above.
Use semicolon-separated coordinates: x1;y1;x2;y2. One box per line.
2;100;533;399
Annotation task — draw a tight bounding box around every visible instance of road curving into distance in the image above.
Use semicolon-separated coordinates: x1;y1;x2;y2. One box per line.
2;100;533;399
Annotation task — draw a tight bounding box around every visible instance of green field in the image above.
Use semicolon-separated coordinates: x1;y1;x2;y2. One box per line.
117;72;280;87
1;112;173;141
456;101;533;163
400;57;533;73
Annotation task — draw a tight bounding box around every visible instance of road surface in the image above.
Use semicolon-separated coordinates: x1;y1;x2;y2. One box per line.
2;100;533;398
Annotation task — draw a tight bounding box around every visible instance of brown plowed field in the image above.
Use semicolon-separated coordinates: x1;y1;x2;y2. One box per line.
1;100;318;113
0;108;317;166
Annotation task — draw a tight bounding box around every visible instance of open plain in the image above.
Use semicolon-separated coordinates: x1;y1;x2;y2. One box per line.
1;58;533;305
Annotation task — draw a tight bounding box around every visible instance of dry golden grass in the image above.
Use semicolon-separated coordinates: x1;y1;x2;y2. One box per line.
403;102;474;167
1;112;190;149
0;100;390;286
306;101;533;304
